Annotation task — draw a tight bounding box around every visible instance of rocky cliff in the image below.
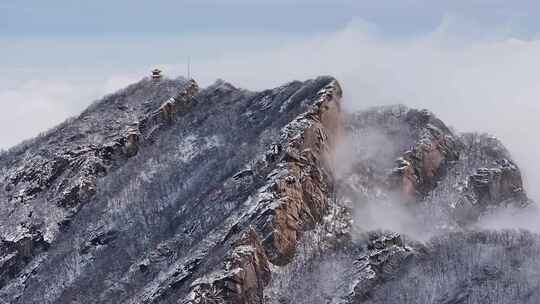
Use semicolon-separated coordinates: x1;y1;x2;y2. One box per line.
0;75;536;304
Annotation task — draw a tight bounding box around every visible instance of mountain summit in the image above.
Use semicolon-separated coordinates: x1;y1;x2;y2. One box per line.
0;75;536;304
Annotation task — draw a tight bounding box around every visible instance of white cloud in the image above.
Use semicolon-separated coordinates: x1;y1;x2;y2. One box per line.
166;20;540;200
0;66;146;151
1;79;80;148
2;18;540;200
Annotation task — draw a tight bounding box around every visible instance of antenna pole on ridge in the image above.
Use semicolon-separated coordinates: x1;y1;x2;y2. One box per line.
187;56;191;80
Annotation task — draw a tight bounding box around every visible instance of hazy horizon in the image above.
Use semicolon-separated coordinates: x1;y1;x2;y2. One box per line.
3;1;540;200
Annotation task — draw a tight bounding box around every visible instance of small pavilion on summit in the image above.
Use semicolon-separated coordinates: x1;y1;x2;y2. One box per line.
151;68;162;80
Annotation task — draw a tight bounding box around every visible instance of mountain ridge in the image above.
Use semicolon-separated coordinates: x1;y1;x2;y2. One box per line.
0;75;535;304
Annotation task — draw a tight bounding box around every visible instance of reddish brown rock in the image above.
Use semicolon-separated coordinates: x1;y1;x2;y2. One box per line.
186;80;343;304
189;228;270;304
390;110;461;202
258;81;343;266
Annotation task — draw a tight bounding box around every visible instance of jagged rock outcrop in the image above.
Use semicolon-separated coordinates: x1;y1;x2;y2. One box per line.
424;132;531;226
255;80;342;266
185;80;343;304
339;105;529;230
261;104;533;304
0;75;345;304
389;109;461;201
0;224;50;288
349;232;414;302
461;134;528;206
189;228;271;304
0;75;535;304
360;230;540;304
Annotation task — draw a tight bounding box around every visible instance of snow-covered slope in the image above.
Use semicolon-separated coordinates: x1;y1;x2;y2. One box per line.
0;75;536;304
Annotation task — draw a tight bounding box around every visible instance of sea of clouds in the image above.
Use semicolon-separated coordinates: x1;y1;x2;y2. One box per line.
2;18;540;202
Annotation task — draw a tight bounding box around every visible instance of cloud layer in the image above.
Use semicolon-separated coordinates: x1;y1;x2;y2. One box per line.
2;19;540;199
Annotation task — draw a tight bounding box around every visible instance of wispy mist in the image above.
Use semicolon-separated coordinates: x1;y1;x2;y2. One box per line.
2;19;540;201
476;205;540;233
173;20;540;200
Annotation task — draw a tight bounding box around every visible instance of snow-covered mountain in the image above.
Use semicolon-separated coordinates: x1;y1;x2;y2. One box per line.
0;75;536;304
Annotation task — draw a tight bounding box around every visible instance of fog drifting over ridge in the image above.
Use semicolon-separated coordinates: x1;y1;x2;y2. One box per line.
2;19;540;200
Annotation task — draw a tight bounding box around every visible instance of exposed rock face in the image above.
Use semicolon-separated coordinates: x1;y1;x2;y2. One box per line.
189;228;271;304
0;75;535;304
389;109;461;200
184;79;342;304
255;80;342;266
263;104;534;304
348;232;414;302
0;224;50;288
335;106;459;204
462;134;528;206
361;231;540;304
0;75;343;304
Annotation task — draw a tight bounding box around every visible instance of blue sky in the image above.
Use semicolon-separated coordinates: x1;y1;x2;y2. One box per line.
2;1;444;37
3;0;540;72
2;0;540;74
3;1;540;198
2;0;539;38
